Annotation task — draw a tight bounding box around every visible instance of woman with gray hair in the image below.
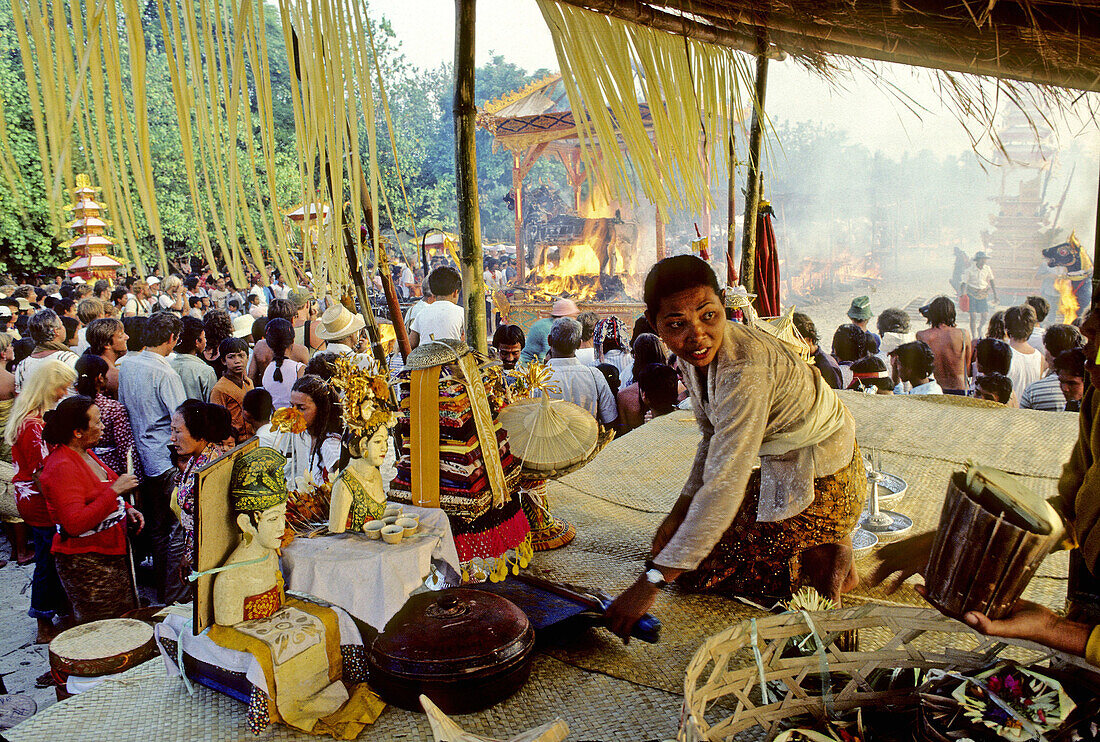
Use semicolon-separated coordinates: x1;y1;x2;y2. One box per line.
14;309;78;393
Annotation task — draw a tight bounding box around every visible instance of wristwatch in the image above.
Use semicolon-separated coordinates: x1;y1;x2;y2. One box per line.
643;567;667;589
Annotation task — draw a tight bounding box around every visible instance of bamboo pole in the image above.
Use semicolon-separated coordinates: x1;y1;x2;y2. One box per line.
726;110;737;286
655;209;666;260
740;51;767;297
454;0;487;353
289;27;410;363
512;152;525;284
1093;160;1100;306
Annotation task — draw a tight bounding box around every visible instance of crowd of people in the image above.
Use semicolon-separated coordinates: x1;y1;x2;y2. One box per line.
789;292;1086;412
0;269;401;643
0;258;1088;653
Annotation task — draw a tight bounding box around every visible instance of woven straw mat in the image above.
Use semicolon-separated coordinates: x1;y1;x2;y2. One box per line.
9;394;1075;739
4;654;682;742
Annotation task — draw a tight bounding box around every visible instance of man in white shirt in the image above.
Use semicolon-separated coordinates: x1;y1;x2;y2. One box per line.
960;251;998;339
890;340;944;396
123;280;154;317
409;266;464;348
541;317;618;425
404;277;434;329
399;263;416;300
483;259;499;291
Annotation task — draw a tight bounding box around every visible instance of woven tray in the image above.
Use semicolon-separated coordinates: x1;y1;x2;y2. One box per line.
679;604;1100;741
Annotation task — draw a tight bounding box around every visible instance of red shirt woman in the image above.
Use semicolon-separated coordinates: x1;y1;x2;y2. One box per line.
4;359;76;642
39;396;143;624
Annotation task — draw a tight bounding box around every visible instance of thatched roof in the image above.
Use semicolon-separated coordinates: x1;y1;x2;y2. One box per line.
554;1;1100;92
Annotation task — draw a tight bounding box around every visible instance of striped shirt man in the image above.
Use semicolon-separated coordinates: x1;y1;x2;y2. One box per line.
1020;373;1066;412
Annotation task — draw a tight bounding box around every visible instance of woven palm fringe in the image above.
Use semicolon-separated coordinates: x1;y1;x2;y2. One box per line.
535;0;755;219
679;604;1100;741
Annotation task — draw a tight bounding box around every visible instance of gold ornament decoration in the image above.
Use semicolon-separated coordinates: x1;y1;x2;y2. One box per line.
328;354;395;436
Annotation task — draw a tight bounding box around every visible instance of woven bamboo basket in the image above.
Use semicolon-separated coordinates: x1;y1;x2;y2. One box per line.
679;604;1100;741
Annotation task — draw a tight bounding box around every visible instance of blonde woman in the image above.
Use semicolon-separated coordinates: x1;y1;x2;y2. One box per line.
157;275;186;315
0;332;30;566
6;360;77;642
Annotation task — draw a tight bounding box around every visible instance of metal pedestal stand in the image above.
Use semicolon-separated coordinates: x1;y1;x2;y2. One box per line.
861;449;913;539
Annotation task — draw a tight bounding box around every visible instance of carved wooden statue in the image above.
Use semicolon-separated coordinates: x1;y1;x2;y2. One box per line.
328;426;389;534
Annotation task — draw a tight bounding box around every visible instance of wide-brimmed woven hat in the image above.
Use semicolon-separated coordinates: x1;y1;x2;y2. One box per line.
231;314;253;338
317;304;366;340
498;396;598;472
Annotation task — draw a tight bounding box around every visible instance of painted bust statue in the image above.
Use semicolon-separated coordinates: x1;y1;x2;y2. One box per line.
207;445;385;735
325;354;396;534
213;446;291;626
328;426;389;533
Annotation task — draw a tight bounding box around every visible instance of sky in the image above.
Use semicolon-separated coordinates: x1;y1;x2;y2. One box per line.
370;0;1100;158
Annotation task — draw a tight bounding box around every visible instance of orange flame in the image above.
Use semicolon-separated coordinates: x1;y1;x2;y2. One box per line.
1054;277;1079;322
787;251;881;298
527;238;604;301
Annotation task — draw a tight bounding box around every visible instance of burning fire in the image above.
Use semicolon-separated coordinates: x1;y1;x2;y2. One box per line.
526;237;618;302
1054;277;1079;322
786;251;881;299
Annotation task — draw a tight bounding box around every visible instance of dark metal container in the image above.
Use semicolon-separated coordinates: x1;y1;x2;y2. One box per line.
368;588;535;714
924;473;1056;620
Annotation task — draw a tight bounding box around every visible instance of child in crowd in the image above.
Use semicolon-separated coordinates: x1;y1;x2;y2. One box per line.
637;363;678;423
243;388;276;447
209;337;254;443
1054;348;1087;412
974;373;1013;404
890;341;942;395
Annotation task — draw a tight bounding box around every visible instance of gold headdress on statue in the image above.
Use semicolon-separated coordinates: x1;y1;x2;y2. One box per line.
328;354;395;437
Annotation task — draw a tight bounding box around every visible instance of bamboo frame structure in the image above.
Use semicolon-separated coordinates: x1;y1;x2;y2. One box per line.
454;0;488;354
553;0;1100;93
739;51;767;298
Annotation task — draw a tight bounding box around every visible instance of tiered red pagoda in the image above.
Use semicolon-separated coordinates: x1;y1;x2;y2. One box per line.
60;174;127;281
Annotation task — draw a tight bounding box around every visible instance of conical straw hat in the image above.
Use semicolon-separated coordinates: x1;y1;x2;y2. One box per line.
498;396;598;472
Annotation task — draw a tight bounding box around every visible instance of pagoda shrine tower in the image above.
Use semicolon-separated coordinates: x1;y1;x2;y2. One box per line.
60;174;127;281
979;108;1053;303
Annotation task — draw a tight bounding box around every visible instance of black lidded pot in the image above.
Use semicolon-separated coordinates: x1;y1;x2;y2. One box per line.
367;587;536;714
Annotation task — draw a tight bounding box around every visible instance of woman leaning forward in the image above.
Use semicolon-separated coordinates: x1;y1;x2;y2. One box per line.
607;256;865;638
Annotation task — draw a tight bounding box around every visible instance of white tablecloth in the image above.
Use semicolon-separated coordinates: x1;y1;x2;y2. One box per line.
281;505;461;630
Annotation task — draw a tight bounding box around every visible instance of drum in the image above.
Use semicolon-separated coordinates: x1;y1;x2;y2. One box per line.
49;618;156;685
923;473;1058;621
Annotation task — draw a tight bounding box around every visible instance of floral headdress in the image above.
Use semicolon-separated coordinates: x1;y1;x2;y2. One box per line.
328;354;395;437
593;316;628;363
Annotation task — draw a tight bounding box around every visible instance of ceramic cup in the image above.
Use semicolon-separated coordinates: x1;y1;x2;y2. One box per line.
364;520;385;539
383;504;402;518
382;515;400;526
395;517;418;537
381;524;404;544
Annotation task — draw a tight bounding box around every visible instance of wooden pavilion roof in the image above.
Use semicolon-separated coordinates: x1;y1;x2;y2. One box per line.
478;73;656;154
552;0;1100;92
